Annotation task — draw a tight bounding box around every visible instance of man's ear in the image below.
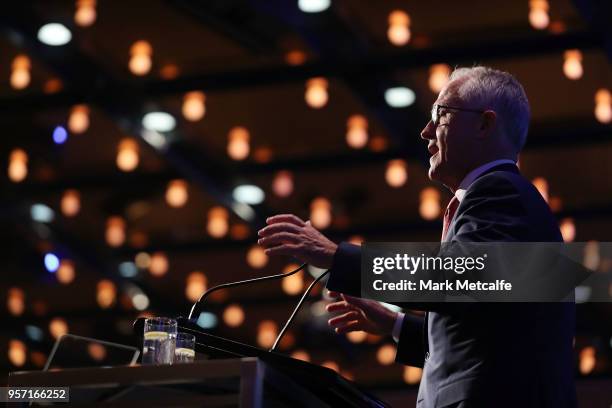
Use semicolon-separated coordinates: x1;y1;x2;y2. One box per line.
478;110;497;138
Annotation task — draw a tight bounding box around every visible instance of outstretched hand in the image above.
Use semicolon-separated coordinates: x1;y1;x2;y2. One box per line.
325;291;398;336
257;214;338;269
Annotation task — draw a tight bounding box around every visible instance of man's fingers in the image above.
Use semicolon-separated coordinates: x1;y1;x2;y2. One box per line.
258;232;300;248
328;311;359;327
325;301;353;313
263;244;301;258
257;222;302;237
334;320;362;334
265;214;306;227
327;290;341;298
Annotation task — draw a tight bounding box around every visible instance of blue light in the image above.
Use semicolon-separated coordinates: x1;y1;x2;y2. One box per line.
30;204;55;223
119;262;138;278
196;312;218;329
26;325;44;341
53;126;68;144
44;253;60;273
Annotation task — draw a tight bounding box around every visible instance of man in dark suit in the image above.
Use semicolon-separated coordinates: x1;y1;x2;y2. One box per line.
257;66;576;407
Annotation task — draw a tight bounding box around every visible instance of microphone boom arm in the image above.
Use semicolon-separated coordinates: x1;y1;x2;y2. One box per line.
188;263;308;321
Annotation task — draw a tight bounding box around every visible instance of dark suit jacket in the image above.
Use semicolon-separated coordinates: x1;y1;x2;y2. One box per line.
326;164;576;408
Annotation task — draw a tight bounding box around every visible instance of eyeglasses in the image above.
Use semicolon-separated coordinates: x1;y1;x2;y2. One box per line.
431;103;485;126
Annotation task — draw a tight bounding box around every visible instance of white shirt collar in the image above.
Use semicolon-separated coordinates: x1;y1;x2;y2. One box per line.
455;159;517;202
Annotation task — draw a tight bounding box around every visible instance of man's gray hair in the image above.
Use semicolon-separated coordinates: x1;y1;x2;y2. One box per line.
449;66;530;152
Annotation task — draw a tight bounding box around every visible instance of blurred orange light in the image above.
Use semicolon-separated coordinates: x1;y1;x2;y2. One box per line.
253;146;273;163
282;264;304;295
385;159;408;188
594;89;612;124
159;63;180;80
129;40;153;76
285;50;307;66
11;55;31;90
68;104;90;134
97;280;116;308
579;346;596;375
403;366;423;384
563;49;583;80
88;343;107;361
346;115;368;149
227;127;250;160
8;340;27;367
428;64;451;93
207;206;229;238
529;0;549;30
419;187;441;220
376;343;396;365
186;271;207;302
346;330;367;343
246;245;268;269
182;91;206;122
165;179;189;208
310;197;332;229
43;78;63;94
387;10;411;46
369;135;388;152
257;320;278;348
61;189;81;217
116;138;139;172
223;304;245;327
305;77;328;108
548;20;566;34
49;318;69;339
57;259;75;284
30;351;47;367
149;252;169;277
105;216;126;247
7;287;25;316
75;0;97;27
272;170;294;198
230;223;250;240
8;148;28;183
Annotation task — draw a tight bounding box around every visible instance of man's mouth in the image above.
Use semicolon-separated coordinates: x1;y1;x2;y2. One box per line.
428;144;439;156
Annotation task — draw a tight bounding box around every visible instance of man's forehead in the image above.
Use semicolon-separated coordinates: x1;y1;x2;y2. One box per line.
435;78;465;106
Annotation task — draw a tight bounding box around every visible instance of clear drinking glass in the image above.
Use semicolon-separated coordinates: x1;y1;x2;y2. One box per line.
174;332;196;363
142;317;177;365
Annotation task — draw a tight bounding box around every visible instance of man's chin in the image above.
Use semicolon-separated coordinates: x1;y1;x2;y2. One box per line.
428;164;442;183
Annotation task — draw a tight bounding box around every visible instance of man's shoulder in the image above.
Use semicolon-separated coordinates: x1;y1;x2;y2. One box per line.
467;168;539;201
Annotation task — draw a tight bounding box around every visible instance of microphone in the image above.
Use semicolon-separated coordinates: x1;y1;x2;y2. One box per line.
187;262;330;353
270;269;329;351
188;263;308;321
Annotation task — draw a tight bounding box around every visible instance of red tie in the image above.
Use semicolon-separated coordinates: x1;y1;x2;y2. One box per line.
441;196;460;242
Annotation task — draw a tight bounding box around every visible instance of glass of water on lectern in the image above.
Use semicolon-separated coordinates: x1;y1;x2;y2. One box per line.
174;332;196;363
142;317;177;365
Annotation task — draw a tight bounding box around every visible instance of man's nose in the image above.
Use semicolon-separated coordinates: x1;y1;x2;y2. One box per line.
420;120;435;140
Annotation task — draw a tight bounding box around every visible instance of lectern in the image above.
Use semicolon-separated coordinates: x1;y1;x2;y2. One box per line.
7;317;388;407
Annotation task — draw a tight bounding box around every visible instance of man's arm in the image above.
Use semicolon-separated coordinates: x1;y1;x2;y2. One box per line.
325;242;361;297
395;313;425;367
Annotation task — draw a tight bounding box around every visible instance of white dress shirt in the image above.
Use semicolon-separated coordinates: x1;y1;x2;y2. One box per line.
391;159;517;341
